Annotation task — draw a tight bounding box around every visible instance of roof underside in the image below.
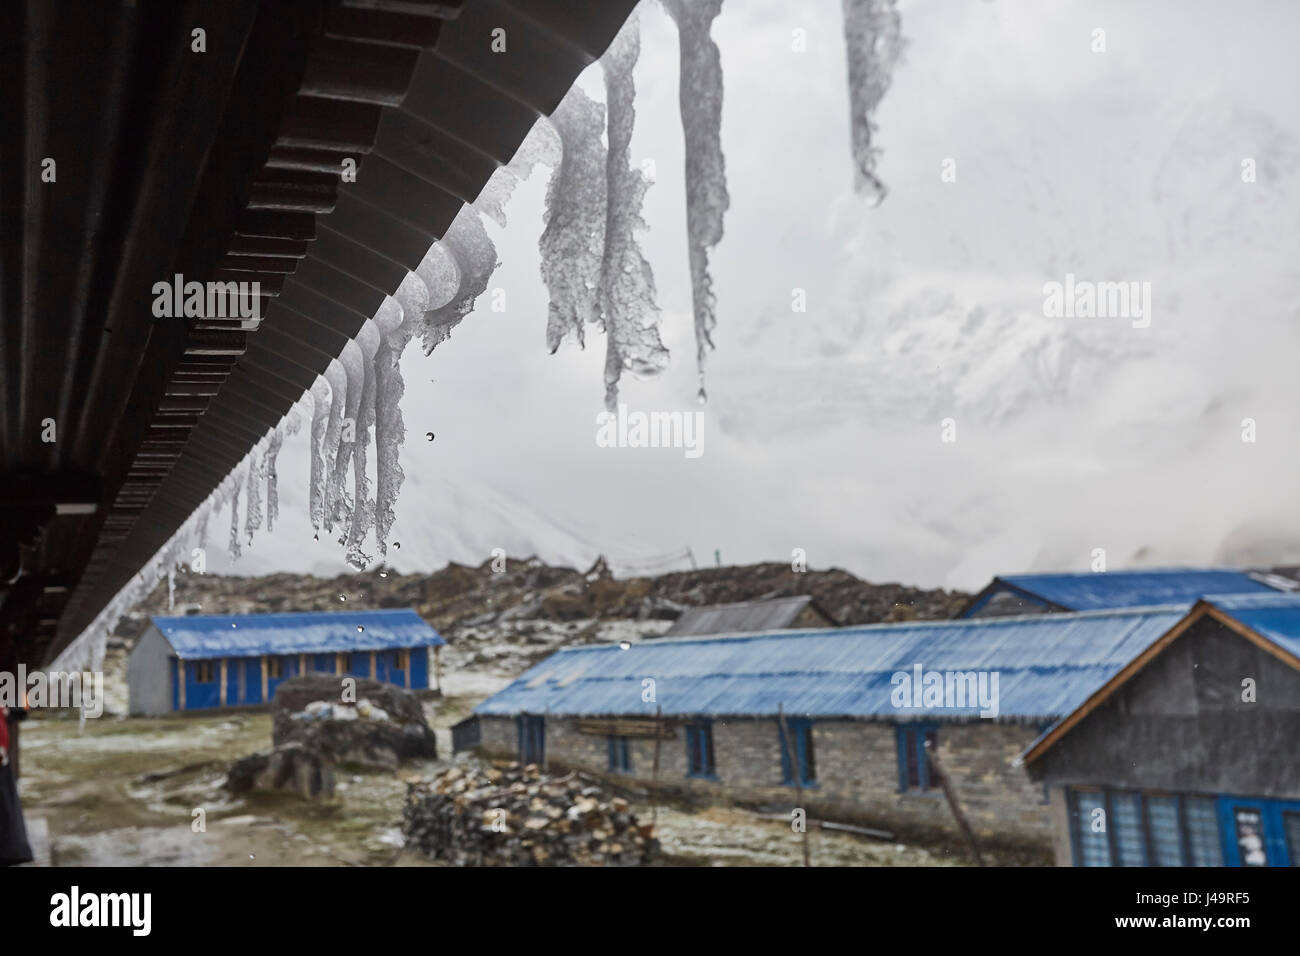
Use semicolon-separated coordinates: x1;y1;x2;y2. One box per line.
475;605;1190;721
1;0;638;668
150;608;444;659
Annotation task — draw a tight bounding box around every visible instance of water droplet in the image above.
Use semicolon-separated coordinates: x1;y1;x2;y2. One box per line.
378;570;388;578
393;542;400;549
339;594;347;602
357;625;364;633
313;533;319;541
249;854;255;860
231;623;237;629
426;432;434;441
696;387;708;406
618;641;631;650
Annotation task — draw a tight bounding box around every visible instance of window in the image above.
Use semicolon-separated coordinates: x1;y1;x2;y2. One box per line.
1183;797;1223;866
1069;789;1111;867
194;661;215;683
267;657;284;679
393;650;408;671
607;735;632;773
1068;788;1225;867
685;721;715;778
896;724;938;792
1144;795;1182;866
1110;792;1146;866
778;718;816;786
1283;812;1300;867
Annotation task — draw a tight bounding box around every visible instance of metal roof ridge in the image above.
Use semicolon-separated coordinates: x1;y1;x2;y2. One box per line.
543;602;1192;655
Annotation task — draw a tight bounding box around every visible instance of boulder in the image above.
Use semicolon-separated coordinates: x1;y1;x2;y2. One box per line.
226;742;336;800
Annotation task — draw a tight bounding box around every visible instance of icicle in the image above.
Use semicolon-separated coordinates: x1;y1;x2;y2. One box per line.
227;472;243;561
167;568;175;611
325;348;363;535
663;0;730;401
541;87;607;352
265;427;284;532
373;281;425;559
840;0;905;203
475;119;562;228
308;375;334;532
599;13;669;410
343;320;381;570
418;206;499;356
244;456;263;545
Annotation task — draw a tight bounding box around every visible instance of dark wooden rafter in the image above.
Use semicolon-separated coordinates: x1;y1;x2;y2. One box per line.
3;0;640;668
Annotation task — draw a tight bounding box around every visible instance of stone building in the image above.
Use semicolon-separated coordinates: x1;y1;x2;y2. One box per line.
459;605;1187;853
1022;593;1300;867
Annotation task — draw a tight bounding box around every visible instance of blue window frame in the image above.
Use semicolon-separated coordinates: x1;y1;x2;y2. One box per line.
896;724;938;792
685;721;715;778
607;735;632;773
778;718;816;786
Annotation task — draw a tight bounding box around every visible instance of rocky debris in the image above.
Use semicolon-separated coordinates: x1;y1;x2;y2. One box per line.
402;762;659;866
226;742;336;800
118;560;968;674
271;675;437;770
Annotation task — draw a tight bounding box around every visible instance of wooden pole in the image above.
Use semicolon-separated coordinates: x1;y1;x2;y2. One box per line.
925;737;984;866
177;658;186;711
651;706;663;828
778;704;811;867
219;658;228;707
260;656;268;702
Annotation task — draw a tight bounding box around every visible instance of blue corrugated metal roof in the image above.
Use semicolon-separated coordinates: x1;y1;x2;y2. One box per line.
1204;592;1300;660
475;605;1190;722
994;568;1279;611
150;609;444;660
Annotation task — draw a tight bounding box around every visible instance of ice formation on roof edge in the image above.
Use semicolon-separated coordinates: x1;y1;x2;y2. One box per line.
599;13;669;412
841;0;905;204
662;0;729;403
541;87;607;354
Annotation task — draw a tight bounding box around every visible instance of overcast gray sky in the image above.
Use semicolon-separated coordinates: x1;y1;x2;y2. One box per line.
207;0;1300;590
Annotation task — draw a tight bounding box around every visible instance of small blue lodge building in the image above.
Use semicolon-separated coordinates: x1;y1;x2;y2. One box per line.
127;609;445;715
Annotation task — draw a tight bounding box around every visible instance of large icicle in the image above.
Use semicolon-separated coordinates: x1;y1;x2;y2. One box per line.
265;427;285;532
325;344;365;536
227;472;243;561
840;0;905;203
373;273;432;559
541;87;608;352
599;13;669;410
343;320;381;570
318;361;349;534
307;378;332;533
663;0;729;402
418;206;500;356
244;456;263;545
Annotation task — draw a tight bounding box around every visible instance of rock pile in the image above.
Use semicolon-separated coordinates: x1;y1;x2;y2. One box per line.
402;762;659;866
272;675;437;769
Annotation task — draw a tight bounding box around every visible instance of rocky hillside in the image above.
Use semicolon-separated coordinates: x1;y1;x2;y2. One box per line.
110;558;969;688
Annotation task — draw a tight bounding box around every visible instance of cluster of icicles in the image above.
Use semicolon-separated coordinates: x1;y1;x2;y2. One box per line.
52;2;904;670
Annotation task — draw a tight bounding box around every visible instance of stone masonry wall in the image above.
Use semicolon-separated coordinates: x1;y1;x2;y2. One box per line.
475;714;1052;852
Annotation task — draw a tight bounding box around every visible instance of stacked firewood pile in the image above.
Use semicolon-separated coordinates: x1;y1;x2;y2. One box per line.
402;762;659;866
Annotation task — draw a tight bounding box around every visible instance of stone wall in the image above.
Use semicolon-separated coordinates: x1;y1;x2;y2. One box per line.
475;714;1052;852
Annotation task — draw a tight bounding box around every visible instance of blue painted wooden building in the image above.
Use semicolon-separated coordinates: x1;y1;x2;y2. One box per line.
127;609;445;715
